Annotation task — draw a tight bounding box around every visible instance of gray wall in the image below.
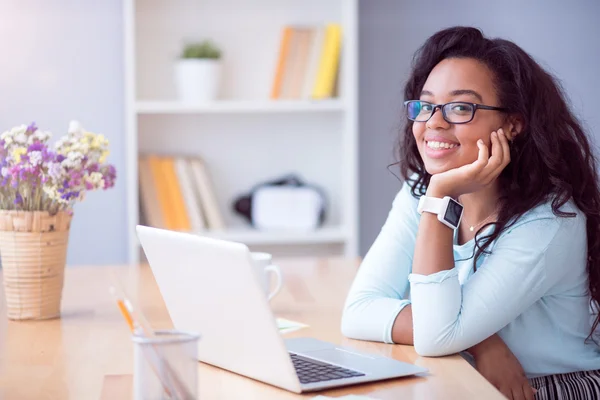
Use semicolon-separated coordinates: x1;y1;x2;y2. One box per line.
358;0;600;255
2;1;598;264
0;1;127;265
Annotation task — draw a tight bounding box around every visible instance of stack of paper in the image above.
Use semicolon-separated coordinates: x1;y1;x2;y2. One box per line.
276;318;308;334
312;395;380;400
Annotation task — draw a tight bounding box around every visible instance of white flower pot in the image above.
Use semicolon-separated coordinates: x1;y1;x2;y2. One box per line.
174;59;221;103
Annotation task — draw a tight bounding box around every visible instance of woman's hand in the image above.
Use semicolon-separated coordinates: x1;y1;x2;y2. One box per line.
470;335;536;400
427;129;511;199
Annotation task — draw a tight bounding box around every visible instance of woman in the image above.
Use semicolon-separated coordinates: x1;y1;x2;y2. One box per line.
341;26;600;400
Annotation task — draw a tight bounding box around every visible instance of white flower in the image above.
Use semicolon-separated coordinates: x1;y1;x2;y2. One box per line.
48;162;63;179
2;135;12;145
14;131;27;144
55;137;68;148
28;129;51;144
67;151;84;162
90;172;102;182
1;167;8;177
11;125;27;136
86;172;104;189
44;185;68;204
29;151;42;166
61;158;78;169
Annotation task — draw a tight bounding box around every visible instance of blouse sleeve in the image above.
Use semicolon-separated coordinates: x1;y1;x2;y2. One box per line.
408;210;582;356
341;181;420;343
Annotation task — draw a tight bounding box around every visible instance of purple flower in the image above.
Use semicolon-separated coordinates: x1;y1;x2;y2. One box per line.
57;154;66;163
27;142;44;152
14;193;22;205
100;164;116;189
42;148;55;163
26;122;37;134
61;191;79;201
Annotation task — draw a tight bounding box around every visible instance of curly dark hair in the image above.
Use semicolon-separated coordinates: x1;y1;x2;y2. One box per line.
398;26;600;341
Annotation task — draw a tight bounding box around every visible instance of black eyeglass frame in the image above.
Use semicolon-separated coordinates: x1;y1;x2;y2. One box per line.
403;100;508;124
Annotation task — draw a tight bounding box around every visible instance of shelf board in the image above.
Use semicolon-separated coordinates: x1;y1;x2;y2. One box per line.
197;226;348;245
135;226;347;246
135;99;345;114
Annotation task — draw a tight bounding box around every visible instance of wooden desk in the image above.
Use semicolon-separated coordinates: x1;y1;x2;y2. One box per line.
0;258;503;399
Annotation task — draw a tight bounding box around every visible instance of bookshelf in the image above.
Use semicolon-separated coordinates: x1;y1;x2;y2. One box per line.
124;0;358;264
136;99;346;114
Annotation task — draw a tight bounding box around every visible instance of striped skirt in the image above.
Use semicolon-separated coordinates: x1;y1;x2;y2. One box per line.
530;369;600;399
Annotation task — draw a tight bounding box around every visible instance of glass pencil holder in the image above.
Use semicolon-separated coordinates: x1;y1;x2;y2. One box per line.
132;329;200;400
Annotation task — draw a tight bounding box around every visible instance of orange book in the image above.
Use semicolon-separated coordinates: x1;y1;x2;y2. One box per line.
270;26;293;99
147;155;177;230
160;157;191;231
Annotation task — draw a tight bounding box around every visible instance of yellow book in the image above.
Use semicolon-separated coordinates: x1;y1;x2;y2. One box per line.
160;157;191;231
311;23;342;99
147;155;177;230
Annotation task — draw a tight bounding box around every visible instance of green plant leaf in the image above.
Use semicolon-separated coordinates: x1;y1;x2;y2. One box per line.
181;40;222;59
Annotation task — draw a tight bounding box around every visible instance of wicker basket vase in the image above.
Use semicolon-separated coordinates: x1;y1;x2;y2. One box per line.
0;210;72;320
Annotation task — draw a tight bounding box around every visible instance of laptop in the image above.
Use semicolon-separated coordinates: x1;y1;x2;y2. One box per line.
135;225;428;393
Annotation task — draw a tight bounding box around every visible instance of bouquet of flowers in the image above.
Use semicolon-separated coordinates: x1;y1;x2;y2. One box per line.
0;121;116;214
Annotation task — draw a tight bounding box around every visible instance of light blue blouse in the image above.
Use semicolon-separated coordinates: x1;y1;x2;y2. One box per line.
341;180;600;378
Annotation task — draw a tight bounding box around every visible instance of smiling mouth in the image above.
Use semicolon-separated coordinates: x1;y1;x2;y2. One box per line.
426;141;459;150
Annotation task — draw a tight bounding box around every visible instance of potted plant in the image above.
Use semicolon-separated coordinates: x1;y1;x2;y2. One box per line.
174;40;222;103
0;121;116;320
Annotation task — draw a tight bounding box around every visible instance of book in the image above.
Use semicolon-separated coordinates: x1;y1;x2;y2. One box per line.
138;156;165;229
270;26;293;99
147;155;177;230
160;157;191;231
174;157;207;232
301;26;325;99
311;23;342;99
187;157;226;230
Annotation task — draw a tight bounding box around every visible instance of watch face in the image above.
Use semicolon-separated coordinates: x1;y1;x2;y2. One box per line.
444;199;463;227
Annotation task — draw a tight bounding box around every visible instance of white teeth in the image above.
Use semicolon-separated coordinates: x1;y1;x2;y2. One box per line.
427;141;458;150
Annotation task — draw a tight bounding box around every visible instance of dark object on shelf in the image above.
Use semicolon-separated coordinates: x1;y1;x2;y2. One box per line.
233;174;327;230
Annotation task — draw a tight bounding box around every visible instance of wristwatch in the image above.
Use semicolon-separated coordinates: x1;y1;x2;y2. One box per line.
417;196;464;230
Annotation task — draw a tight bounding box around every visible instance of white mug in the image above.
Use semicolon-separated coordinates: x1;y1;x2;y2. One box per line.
250;252;282;301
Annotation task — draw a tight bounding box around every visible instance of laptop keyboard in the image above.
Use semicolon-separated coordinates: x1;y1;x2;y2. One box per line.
289;353;366;384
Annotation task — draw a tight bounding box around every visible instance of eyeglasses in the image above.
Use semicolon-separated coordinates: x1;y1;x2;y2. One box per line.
404;100;507;124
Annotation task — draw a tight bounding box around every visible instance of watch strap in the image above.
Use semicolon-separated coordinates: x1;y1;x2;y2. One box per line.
417;196;444;215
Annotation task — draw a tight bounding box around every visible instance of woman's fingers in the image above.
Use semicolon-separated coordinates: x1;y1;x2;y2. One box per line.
482;129;511;183
483;131;503;180
498;129;511;167
511;386;525;400
470;138;489;175
488;131;503;168
522;382;535;400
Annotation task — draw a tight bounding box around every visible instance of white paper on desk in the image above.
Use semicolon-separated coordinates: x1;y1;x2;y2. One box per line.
312;395;380;400
276;318;308;334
